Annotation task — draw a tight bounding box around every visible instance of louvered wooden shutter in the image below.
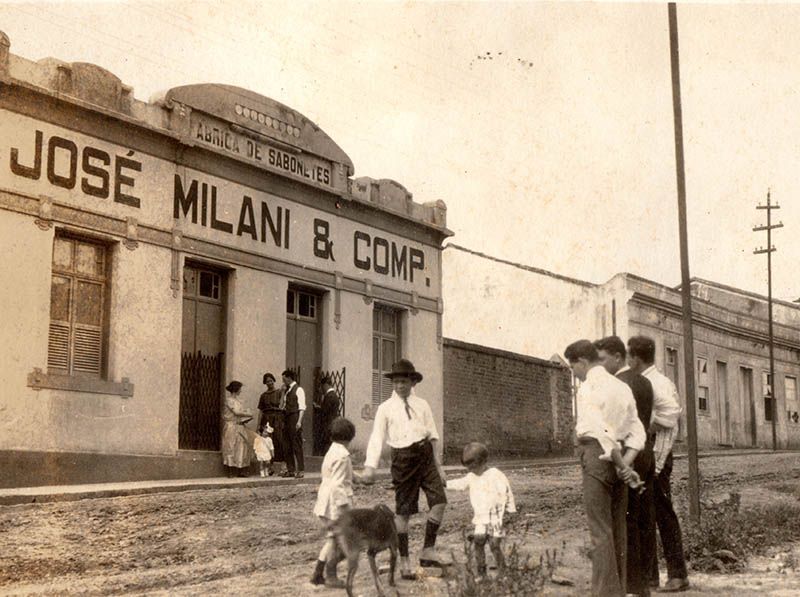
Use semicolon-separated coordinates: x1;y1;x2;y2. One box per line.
48;236;107;377
73;326;102;374
381;376;393;403
372;370;381;406
47;321;70;372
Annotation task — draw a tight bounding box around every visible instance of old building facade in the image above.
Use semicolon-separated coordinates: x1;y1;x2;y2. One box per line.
0;33;450;487
444;244;800;449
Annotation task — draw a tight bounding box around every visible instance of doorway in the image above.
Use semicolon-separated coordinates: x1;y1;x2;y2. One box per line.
716;361;730;445
179;264;226;451
285;287;322;455
739;367;756;447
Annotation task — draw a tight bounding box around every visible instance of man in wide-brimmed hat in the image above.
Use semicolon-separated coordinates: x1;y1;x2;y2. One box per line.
362;358;447;578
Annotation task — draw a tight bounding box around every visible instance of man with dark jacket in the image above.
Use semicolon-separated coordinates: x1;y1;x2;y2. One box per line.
596;336;657;597
314;375;341;455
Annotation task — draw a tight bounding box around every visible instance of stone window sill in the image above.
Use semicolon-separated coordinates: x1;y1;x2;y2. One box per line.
27;368;134;398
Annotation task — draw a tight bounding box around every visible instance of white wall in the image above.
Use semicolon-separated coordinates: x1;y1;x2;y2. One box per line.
443;246;615;360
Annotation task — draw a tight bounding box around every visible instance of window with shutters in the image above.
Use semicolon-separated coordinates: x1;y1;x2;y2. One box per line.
665;347;679;387
786;376;799;424
47;234;109;378
762;371;774;422
372;305;402;406
696;356;709;412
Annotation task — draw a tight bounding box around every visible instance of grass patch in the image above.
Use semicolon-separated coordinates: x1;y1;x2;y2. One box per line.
684;492;800;572
446;531;562;596
768;482;800;500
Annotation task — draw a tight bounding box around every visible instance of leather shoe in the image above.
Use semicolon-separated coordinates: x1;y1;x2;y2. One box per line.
656;578;689;592
280;470;295;478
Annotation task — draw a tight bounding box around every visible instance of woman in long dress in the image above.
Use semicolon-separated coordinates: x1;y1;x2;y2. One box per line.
221;380;253;477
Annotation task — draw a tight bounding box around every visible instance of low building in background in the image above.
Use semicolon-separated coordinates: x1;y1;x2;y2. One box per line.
444;244;800;450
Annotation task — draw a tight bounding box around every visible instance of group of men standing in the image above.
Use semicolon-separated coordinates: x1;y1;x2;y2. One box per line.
565;335;689;596
257;370;342;478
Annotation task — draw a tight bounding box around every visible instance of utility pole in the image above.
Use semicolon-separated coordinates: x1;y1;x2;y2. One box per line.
753;190;783;450
668;2;701;523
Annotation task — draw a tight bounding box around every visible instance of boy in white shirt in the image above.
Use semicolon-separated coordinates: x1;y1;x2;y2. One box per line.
446;442;516;579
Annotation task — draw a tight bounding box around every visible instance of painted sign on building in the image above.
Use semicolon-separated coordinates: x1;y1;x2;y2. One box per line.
0;109;437;292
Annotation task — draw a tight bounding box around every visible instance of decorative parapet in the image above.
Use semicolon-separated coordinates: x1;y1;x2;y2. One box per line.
351;176;448;232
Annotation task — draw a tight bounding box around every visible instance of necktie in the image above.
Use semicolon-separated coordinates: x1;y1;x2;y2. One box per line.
403;398;413;420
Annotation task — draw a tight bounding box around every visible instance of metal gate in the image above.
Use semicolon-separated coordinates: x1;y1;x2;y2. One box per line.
312;367;346;455
179;351;223;450
314;367;346;417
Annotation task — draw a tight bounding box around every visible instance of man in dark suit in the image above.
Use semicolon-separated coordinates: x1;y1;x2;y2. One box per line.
596;336;657;597
314;375;341;454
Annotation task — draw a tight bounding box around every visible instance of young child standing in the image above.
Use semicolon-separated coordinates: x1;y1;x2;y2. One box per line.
311;416;360;588
446;442;516;579
253;422;275;477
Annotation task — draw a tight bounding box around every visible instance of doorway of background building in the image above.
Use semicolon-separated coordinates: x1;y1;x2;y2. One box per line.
740;366;757;446
179;264;226;451
716;361;731;445
286;287;322;455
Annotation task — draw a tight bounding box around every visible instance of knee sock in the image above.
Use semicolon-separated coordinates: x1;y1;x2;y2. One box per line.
423;519;440;549
311;559;325;582
398;532;409;557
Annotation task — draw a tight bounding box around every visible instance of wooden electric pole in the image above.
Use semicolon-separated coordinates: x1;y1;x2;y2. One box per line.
753;190;783;450
668;2;701;523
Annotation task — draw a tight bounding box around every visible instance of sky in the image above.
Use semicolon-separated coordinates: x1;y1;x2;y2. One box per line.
1;0;798;300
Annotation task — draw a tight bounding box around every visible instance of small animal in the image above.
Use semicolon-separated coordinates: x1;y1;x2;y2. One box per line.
331;504;398;597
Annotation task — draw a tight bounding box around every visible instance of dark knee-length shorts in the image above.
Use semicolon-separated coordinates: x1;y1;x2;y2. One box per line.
391;439;447;516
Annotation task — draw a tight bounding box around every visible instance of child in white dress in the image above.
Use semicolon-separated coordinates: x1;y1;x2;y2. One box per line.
310;417;361;588
253;423;275;477
446;442;516;579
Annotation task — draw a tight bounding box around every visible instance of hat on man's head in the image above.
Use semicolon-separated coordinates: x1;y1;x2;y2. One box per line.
383;359;423;383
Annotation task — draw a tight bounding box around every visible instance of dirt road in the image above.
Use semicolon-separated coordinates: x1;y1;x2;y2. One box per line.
2;452;799;596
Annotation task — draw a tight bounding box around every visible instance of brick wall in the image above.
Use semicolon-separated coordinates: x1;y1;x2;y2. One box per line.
442;338;574;463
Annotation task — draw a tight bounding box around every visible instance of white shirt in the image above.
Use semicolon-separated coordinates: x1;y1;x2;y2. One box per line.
575;365;646;460
641;366;682;428
284;382;306;412
447;467;516;526
641;366;682;472
313;442;354;519
364;391;439;469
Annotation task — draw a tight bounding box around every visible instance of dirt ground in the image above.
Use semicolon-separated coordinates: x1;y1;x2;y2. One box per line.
2;452;800;596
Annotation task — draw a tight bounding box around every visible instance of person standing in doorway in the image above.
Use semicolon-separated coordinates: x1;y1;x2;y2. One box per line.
314;375;341;455
627;335;689;593
595;336;657;597
361;359;447;580
281;369;306;479
258;372;285;476
564;339;646;597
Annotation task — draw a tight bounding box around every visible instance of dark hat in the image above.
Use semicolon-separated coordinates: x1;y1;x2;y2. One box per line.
225;380;243;393
383;359;423;383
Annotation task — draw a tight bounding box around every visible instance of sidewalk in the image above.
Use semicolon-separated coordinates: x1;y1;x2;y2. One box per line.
0;448;788;507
